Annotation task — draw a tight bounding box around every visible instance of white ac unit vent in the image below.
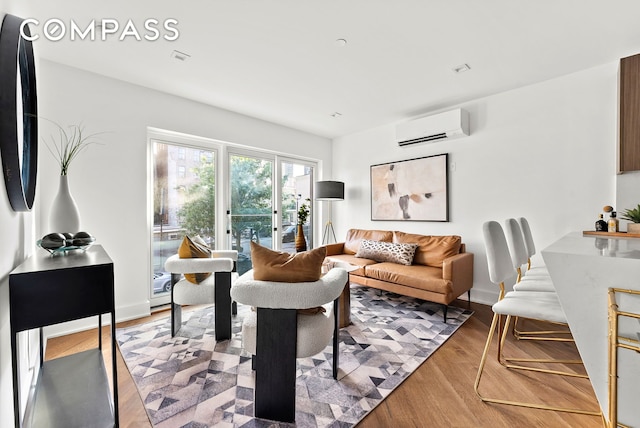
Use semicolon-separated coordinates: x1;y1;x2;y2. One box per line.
396;108;469;147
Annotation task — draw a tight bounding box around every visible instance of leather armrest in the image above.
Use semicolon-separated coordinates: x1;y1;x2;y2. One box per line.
442;252;474;295
323;242;345;256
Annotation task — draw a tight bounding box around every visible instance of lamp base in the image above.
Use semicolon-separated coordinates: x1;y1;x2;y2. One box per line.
322;221;337;245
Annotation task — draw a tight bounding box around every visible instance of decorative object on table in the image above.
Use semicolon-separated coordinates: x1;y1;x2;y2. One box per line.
603;205;614;221
37;231;95;254
45;122;103;233
370;153;448;222
595;214;608;232
315;180;345;244
295;196;310;252
608;211;619;233
621;204;640;234
0;14;38;212
116;286;472;427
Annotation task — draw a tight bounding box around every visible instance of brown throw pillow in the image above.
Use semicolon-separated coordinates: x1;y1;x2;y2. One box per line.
250;241;326;283
393;232;461;267
178;235;212;284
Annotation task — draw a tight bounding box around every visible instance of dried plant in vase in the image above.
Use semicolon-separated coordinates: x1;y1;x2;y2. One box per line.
44;121;104;234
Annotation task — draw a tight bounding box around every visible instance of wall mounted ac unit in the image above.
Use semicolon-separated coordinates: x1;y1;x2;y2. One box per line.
396;108;469;147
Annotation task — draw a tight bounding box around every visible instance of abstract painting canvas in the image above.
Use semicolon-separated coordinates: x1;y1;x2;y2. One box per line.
371;153;448;221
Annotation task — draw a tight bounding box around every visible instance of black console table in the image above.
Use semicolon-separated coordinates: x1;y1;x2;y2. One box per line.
9;245;118;428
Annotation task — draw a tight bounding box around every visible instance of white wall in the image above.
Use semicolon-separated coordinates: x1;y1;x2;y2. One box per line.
332;62;619;304
34;59;332;328
1;54;331;427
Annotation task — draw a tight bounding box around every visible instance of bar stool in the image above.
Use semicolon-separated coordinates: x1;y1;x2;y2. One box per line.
607;288;640;428
504;218;554;291
475;221;600;416
518;216;550;275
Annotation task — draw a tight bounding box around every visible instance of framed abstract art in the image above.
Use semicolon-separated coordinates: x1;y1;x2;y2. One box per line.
370;153;448;222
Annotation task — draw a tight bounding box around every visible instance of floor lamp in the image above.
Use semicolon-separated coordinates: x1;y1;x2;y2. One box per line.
315;181;344;245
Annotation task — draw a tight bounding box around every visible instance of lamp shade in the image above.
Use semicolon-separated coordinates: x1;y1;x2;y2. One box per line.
315;181;344;201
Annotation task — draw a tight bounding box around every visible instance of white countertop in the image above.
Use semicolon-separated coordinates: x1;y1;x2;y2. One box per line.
542;232;640;425
543;231;640;259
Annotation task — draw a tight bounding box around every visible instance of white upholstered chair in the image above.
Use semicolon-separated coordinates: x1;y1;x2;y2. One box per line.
475;221;599;416
504;218;555;292
164;250;238;340
503;218;574;339
230;267;348;423
518;216;549;275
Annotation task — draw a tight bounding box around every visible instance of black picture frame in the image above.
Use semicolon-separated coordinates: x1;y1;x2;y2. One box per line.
0;14;38;212
370;153;449;222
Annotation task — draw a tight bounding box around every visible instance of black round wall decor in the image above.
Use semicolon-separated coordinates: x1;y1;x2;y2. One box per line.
0;14;38;212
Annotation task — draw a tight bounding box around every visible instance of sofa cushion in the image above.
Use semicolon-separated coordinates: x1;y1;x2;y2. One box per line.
344;229;393;255
325;254;377;276
365;262;452;294
355;239;418;266
393;232;461;268
178;235;212;284
250;241;326;282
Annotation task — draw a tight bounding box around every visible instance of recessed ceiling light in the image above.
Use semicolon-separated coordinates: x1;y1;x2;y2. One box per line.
452;63;471;73
170;50;191;62
335;38;347;47
330;112;342;118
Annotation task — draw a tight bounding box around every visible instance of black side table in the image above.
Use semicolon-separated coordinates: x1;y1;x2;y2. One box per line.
9;245;118;428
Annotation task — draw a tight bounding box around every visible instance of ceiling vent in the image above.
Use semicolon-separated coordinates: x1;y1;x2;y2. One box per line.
396;108;470;147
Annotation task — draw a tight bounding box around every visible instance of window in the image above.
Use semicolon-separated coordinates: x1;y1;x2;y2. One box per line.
151;140;216;304
149;130;318;306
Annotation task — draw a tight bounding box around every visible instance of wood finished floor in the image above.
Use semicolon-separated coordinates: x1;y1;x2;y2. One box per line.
45;298;604;428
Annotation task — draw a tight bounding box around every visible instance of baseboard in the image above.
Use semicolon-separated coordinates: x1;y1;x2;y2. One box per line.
466;288;499;306
43;301;151;339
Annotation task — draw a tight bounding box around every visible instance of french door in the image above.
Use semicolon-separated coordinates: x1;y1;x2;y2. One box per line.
227;151;315;274
150;133;317;305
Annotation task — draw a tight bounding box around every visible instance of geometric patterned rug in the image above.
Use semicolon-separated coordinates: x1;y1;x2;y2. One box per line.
116;286;472;427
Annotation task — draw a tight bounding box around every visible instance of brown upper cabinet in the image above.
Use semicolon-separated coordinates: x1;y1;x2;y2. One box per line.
620;53;640;172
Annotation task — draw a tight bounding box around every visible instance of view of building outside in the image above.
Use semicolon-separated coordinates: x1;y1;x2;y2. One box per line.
152;142;215;296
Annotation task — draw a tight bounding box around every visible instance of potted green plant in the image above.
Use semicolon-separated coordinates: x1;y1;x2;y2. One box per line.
296;198;310;252
621;204;640;234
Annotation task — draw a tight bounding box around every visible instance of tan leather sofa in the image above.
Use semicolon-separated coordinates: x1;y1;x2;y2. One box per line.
324;228;474;322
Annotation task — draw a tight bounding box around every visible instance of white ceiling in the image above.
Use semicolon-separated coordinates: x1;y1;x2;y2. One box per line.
9;0;640;138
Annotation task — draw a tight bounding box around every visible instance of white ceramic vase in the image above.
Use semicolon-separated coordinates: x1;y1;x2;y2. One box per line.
49;175;80;233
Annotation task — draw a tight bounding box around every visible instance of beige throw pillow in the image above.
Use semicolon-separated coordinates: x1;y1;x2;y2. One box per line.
355;239;418;266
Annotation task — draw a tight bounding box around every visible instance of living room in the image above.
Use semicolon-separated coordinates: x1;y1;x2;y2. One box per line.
2;1;640;427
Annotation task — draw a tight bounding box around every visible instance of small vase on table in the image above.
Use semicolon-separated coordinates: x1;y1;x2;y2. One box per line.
49;174;80;234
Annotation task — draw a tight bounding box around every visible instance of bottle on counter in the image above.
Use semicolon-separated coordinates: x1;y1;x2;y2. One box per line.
608;211;619;233
595;214;607;232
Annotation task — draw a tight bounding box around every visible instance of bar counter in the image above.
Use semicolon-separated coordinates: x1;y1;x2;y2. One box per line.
542;232;640;425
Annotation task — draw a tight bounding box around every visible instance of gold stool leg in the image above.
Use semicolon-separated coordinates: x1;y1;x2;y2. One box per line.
475;312;601;416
